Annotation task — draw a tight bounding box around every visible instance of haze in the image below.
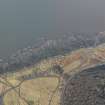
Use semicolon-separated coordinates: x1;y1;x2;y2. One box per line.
0;0;105;58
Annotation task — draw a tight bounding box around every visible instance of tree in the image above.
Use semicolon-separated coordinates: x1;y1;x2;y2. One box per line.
51;65;64;75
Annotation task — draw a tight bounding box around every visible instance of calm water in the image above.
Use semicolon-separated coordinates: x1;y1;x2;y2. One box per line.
0;0;105;58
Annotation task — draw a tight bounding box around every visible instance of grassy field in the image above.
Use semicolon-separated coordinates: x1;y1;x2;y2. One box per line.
2;76;59;105
1;43;105;105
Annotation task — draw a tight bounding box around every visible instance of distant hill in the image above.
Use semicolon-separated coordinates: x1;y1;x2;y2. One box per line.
1;32;105;73
1;41;105;105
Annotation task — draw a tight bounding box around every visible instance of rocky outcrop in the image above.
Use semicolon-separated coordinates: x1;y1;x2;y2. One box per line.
61;64;105;105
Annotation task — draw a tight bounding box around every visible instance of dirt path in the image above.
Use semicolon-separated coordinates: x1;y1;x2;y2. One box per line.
0;96;4;105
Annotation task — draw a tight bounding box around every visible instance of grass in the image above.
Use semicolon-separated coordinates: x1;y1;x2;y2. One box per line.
3;77;59;105
2;44;105;105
